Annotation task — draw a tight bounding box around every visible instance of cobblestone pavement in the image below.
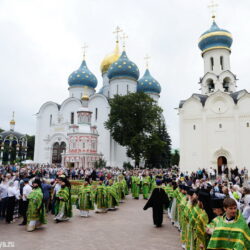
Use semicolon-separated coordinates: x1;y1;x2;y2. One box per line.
0;195;181;250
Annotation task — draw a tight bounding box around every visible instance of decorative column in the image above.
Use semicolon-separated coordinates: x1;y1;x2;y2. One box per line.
16;144;20;161
0;144;4;165
8;140;12;164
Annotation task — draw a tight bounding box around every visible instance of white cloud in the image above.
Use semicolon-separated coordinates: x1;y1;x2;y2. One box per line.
0;0;250;149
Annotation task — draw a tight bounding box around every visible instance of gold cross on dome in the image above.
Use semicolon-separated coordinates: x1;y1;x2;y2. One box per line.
121;33;128;50
208;0;218;20
144;54;151;69
113;26;123;42
81;43;88;60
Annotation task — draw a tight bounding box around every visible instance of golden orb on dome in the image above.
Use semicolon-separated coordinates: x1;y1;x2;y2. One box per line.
100;41;120;74
10;119;15;125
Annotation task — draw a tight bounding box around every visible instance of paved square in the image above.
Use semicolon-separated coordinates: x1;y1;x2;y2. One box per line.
0;196;181;250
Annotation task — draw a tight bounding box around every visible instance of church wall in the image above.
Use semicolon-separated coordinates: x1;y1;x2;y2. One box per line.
149;93;159;102
113;140;131;168
205;116;236;167
34;103;59;163
180;94;250;174
179;114;203;172
68;86;95;99
238;117;250;170
237;96;250;170
60;99;81;125
88;95;111;166
203;49;231;75
109;78;137;98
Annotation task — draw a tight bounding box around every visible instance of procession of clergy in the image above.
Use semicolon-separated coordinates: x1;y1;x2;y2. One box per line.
2;168;250;250
1;172;155;231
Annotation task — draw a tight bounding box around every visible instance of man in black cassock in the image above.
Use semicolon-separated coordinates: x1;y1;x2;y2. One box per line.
143;180;169;227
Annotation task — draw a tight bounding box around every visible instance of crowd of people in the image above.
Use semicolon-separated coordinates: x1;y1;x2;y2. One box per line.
1;163;250;249
163;169;250;249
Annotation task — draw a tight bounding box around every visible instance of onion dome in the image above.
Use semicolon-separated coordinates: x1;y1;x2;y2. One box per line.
107;51;139;81
68;60;97;89
198;21;233;55
137;69;161;94
100;42;120;75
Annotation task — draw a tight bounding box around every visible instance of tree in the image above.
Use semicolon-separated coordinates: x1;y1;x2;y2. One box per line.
145;121;172;168
105;92;163;167
0;128;4;133
171;149;180;166
26;135;35;160
94;158;107;169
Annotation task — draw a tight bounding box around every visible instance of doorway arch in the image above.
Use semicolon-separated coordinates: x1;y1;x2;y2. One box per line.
217;156;227;175
52;142;66;164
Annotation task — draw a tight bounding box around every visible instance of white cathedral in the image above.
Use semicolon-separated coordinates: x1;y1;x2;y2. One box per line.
179;19;250;173
34;37;162;168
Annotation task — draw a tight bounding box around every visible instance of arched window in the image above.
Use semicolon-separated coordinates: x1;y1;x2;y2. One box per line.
207;79;215;93
193;125;196;130
210;57;214;71
219;123;222;129
247;122;250;128
223;77;231;92
95;108;98;121
70;112;74;124
220;56;224;70
223;77;230;92
50;114;52;126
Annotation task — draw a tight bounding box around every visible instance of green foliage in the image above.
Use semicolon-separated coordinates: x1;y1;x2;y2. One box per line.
26;135;35;160
0;128;4;133
105;92;165;167
145;121;172;168
123;162;134;170
94;158;107;169
171;149;180;166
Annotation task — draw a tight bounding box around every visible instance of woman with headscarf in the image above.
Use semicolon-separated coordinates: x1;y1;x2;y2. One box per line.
26;178;46;232
54;176;72;222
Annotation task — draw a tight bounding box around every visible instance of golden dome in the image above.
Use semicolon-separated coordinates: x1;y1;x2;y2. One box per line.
9;112;16;126
10;119;15;125
100;41;120;74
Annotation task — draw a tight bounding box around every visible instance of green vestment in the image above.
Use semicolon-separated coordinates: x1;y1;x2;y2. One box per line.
207;211;250;250
55;186;72;218
78;186;94;210
27;187;46;224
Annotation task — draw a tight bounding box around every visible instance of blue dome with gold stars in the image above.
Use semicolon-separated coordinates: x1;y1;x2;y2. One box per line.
68;60;97;88
137;69;161;94
107;51;139;81
198;21;233;55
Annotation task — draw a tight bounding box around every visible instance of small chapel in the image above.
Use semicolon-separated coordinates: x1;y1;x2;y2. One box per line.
34;28;162;168
179;14;250;173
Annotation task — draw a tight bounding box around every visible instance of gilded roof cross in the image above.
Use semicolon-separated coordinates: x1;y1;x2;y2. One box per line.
121;33;128;50
81;43;88;60
113;26;123;42
208;0;218;20
144;54;151;69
